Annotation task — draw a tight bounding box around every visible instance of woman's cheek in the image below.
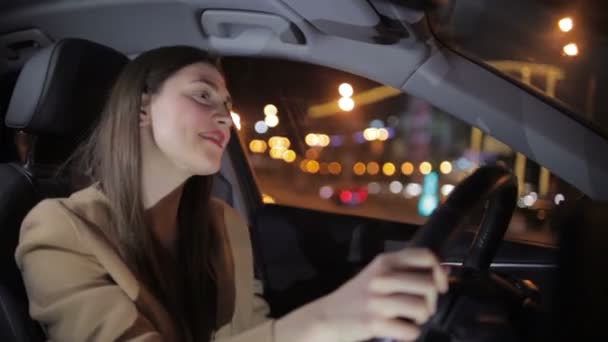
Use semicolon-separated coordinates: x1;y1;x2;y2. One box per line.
185;108;211;128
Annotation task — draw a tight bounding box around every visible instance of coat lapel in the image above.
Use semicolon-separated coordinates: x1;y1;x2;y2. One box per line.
65;186;180;341
212;199;256;334
209;200;237;328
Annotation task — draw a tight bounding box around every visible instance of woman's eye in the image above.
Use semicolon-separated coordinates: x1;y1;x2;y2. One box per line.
199;91;211;100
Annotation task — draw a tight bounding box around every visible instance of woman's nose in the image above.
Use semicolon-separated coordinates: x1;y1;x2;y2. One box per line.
213;110;232;127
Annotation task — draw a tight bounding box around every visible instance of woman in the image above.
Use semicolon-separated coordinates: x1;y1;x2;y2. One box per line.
15;46;448;342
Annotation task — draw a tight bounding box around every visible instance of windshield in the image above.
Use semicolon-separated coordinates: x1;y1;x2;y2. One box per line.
428;0;608;136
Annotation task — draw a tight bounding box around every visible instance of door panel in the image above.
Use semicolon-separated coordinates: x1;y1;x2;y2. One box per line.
252;204;557;317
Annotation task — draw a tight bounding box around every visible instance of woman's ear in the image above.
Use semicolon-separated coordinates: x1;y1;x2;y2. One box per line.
139;93;152;127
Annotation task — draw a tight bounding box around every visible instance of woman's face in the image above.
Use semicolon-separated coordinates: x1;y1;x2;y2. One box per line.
141;62;233;176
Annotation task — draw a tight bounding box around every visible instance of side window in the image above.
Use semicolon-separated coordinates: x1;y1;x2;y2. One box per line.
223;57;579;245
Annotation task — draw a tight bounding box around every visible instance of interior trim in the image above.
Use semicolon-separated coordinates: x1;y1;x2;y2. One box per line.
442;261;557;269
403;46;608;200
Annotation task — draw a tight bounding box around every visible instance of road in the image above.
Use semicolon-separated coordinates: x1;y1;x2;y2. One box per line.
256;173;557;245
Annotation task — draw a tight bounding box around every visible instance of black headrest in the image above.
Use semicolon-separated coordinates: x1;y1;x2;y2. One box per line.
5;38;128;138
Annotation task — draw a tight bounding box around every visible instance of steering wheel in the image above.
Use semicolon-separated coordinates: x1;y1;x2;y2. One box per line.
390;165;540;341
410;165;517;269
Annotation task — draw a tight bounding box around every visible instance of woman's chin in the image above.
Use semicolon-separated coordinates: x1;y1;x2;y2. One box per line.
189;161;221;176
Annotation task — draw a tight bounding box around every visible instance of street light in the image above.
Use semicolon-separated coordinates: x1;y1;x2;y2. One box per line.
338;83;353;97
563;43;578;56
558;17;573;32
338;97;355;111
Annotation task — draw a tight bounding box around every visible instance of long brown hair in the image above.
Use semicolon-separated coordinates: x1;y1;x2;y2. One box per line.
74;46;224;342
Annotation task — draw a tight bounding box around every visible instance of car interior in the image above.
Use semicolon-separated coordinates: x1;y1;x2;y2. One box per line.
1;1;608;341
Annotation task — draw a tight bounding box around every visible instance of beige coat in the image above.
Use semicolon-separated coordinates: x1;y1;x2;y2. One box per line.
15;185;274;341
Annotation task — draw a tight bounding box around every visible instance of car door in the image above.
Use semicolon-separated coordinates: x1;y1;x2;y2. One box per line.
222;56;563;318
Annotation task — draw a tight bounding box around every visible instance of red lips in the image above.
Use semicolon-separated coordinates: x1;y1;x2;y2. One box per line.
199;130;226;148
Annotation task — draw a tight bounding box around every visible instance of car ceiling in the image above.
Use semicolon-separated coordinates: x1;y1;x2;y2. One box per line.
1;0;607;200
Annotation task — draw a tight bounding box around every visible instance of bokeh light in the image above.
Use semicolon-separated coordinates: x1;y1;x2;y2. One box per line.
268;136;290;149
418;195;438;217
441;184;455;196
368;182;381;194
338;83;354;97
318;134;331;147
558;17;573;32
262;194;275;204
401;162;414;176
404;183;423;198
419;161;432;175
389;181;403;194
367;162;380;175
363;128;378;141
328;162;342;175
305;133;320;147
265;114;279;127
338;97;355;111
305;148;320;159
353;162;366;176
269;148;285;159
282;150;296;163
370;119;384;128
255;121;268;134
319;185;334;199
440;161;453;174
305;133;331;147
382;162;396;176
248;139;267;153
377;128;389;141
306;160;320;173
522;192;538;207
563;43;578;56
264;104;278;116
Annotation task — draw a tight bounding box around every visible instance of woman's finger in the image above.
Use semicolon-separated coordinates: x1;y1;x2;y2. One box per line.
432;262;449;294
368;317;421;341
369;271;434;294
383;249;449;293
369;272;438;312
368;294;431;324
385;248;438;268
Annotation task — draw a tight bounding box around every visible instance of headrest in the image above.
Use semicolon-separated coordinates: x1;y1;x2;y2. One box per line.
5;38;128;137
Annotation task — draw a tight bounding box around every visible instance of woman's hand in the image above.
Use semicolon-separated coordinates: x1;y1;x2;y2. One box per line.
275;248;449;342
